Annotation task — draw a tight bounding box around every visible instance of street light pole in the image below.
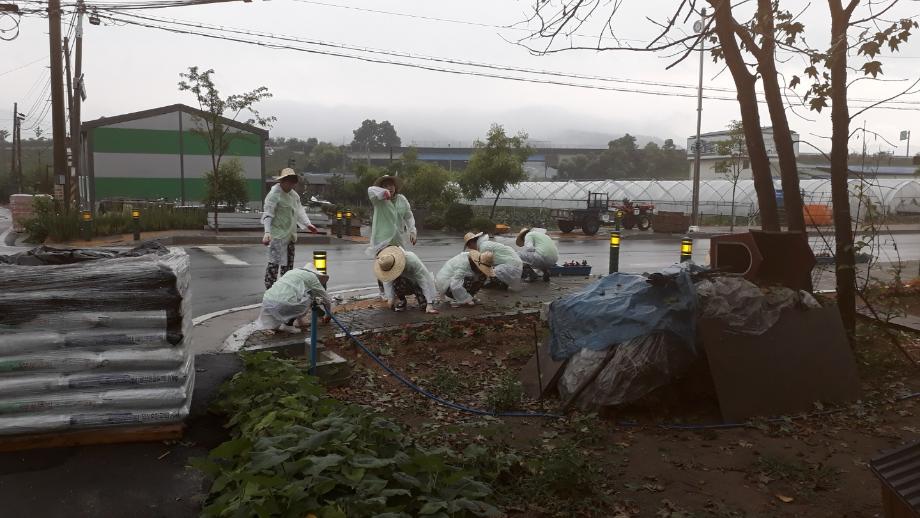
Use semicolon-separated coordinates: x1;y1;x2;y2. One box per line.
690;8;706;228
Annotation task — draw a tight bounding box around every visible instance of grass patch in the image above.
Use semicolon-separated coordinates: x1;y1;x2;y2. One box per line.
485;372;523;412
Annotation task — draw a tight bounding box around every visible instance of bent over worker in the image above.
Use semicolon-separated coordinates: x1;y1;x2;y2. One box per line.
463;232;523;291
261;168;318;289
435;250;495;308
516;227;559;282
256;263;333;334
373;245;439;314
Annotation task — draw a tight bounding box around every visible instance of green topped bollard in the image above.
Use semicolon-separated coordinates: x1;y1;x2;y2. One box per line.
335;210;343;238
680;236;693;263
609;230;621;274
344;209;353;237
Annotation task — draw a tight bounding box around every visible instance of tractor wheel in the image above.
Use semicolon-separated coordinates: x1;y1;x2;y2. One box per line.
558;220;576;233
582;217;600;236
637;215;652;231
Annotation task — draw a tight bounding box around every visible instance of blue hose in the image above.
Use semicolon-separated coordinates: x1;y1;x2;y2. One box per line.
327;306;920;427
328;309;561;418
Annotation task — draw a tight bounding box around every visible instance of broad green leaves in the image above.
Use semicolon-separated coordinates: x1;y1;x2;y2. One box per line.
193;352;500;517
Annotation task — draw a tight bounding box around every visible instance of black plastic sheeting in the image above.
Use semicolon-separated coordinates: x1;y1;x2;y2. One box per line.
0;241;169;266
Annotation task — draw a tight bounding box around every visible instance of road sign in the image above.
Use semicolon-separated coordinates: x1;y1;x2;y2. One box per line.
901;130;910;141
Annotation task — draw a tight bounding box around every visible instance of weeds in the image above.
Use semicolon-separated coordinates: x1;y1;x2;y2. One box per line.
753;455;840;494
427;367;465;395
485;372;523;412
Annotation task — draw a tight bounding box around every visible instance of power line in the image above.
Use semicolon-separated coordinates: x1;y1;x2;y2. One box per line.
0;56;46;78
290;0;653;45
91;9;920;111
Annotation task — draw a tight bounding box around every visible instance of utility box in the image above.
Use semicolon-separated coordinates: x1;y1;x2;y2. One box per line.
710;230;815;291
870;440;920;517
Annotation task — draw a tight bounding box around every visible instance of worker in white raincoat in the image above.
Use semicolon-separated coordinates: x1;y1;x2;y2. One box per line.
261;168;318;289
463;232;523;291
256;263;333;334
367;175;417;299
435;250;495;308
367;175;417;255
373;246;439;314
516;227;559;282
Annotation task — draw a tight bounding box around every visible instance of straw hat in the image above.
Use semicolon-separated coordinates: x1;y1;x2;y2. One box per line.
373;246;407;283
463;231;484;250
303;263;329;287
468;249;495;277
373;175;400;191
274;168;299;182
516;227;532;247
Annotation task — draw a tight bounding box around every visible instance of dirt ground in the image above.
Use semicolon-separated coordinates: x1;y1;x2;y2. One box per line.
323;300;920;517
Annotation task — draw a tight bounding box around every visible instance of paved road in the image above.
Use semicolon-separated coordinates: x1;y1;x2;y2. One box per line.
188;231;920;317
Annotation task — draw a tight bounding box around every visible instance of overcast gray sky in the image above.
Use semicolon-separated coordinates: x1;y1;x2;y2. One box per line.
3;0;920;153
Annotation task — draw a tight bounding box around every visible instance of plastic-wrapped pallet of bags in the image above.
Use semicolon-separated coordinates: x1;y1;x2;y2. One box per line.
0;243;194;437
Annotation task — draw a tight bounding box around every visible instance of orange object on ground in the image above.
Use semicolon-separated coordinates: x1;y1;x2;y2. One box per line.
494;224;510;234
803;204;833;226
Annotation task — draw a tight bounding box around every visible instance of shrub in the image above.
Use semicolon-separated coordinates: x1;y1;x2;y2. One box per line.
23;198;207;243
423;212;445;230
444;203;474;232
469;216;495;234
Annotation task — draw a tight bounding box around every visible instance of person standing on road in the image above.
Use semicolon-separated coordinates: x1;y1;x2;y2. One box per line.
261;168;318;289
435;250;495;308
367;175;417;298
463;231;523;291
373;245;439;314
516;227;559;282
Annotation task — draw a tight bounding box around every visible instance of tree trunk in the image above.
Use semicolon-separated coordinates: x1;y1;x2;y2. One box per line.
755;0;806;233
710;0;780;231
829;0;858;338
490;192;501;220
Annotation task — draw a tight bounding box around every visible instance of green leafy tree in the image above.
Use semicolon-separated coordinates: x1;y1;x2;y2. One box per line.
350;119;401;154
401;162;459;212
306;142;346;172
178;66;274;230
203;158;249;213
459;124;532;219
713;121;746;231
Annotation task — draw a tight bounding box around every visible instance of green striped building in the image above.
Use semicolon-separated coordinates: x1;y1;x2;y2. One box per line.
81;104;268;208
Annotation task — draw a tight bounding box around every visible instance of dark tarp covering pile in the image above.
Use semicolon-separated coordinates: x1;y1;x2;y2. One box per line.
548;263;813;410
0;243;194;436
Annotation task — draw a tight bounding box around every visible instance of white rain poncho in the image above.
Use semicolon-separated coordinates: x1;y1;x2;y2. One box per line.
478;236;523;290
382;250;438;303
257;268;333;330
518;228;559;272
261;184;313;267
366;186;417;256
435;252;477;304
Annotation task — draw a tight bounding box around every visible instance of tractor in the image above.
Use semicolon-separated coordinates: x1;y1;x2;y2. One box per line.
610;198;654;231
550;192;611;236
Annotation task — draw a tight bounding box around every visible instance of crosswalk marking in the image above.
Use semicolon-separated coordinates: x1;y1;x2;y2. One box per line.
197;246;250;266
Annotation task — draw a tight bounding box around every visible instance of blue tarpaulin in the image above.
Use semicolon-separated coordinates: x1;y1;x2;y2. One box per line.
548;267;699;361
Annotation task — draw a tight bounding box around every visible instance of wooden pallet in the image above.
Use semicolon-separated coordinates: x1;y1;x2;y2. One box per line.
0;423;185;453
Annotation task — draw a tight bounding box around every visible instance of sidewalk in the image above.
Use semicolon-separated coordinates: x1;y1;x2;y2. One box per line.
192;276;595;355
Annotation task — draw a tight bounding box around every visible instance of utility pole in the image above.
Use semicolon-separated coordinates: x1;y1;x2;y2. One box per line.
9;103;16;192
48;0;69;207
72;0;84;207
690;8;706;227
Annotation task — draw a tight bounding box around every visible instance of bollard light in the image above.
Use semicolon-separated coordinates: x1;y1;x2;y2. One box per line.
345;209;353;219
609;230;621;274
680;237;693;263
335;210;343;220
313;250;327;274
335;210;344;238
131;209;141;241
131;209;141;220
81;210;92;222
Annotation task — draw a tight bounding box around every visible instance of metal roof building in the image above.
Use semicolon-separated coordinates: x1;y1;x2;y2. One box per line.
81;104;268;208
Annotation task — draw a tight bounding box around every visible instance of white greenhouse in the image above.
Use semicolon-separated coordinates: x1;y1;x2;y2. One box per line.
466;179;920;219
